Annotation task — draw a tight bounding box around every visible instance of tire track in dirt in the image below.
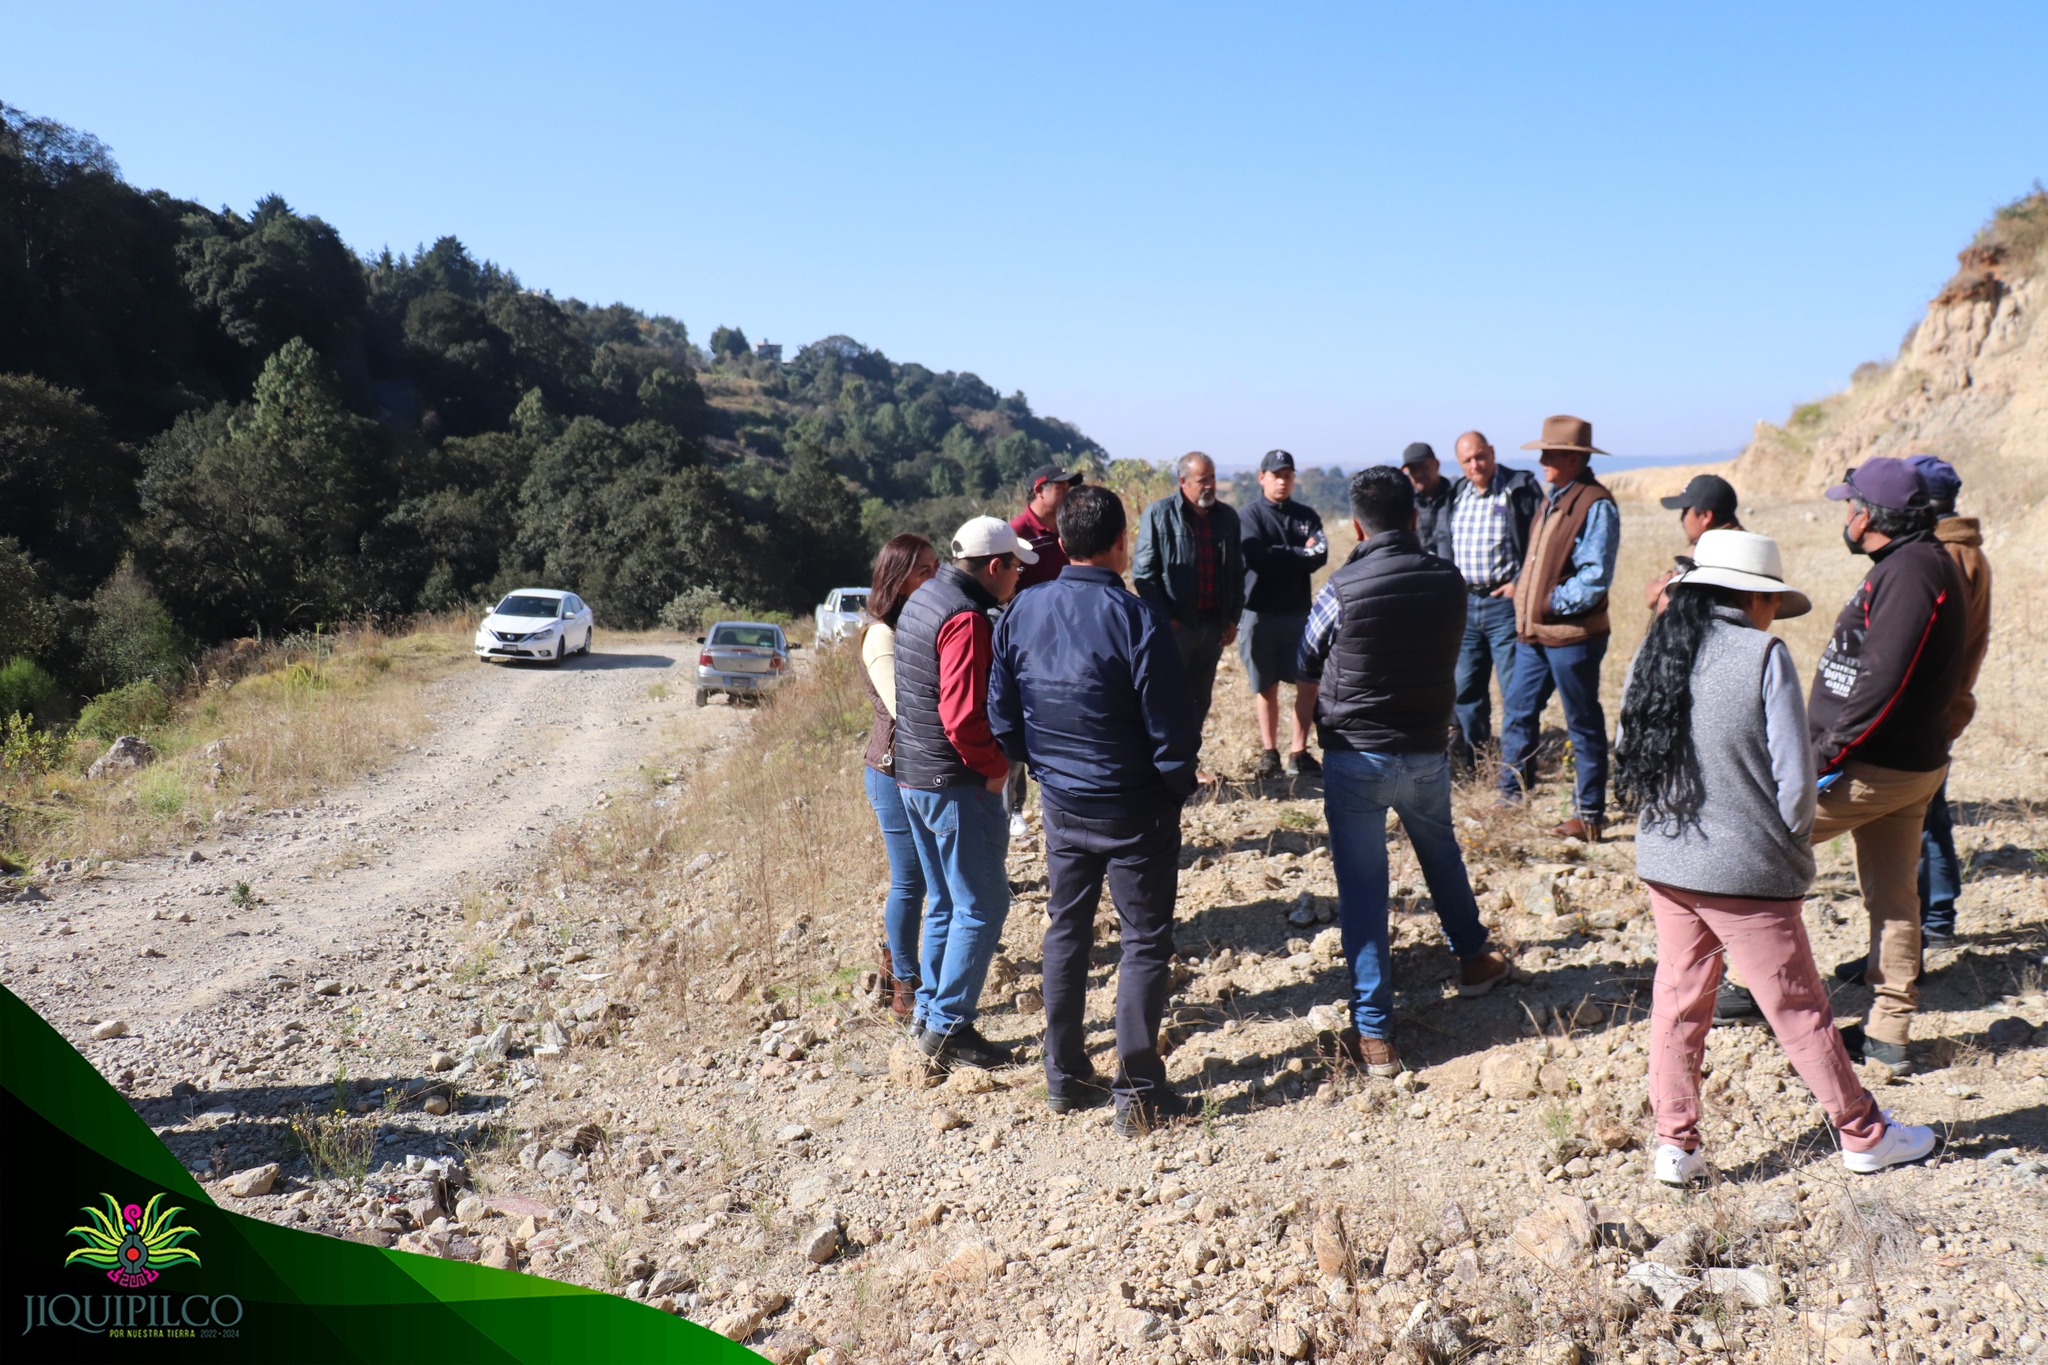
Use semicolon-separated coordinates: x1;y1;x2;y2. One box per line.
2;643;746;1041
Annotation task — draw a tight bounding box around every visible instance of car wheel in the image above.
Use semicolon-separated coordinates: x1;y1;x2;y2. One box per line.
694;688;708;708
553;638;565;666
580;627;594;656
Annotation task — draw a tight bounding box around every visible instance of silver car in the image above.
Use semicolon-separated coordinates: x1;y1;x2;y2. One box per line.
695;621;796;705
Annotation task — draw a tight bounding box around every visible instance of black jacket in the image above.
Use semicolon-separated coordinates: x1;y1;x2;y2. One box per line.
1413;478;1453;558
1431;466;1543;583
1809;532;1967;775
1302;530;1468;754
1132;494;1244;626
893;565;999;789
989;566;1198;816
1240;496;1328;615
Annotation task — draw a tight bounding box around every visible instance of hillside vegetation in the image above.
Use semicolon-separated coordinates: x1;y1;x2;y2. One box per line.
0;101;1103;719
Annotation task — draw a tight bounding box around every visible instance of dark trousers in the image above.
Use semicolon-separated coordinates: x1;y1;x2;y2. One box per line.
1040;800;1181;1105
1453;593;1519;753
1173;617;1226;742
1498;635;1610;822
1918;779;1959;932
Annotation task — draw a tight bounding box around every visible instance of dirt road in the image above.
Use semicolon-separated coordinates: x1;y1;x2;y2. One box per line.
2;642;743;1047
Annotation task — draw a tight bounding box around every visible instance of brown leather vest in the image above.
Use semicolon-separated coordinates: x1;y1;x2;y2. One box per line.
1515;474;1614;646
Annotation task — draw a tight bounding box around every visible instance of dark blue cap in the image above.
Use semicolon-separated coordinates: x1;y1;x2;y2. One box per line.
1906;454;1961;507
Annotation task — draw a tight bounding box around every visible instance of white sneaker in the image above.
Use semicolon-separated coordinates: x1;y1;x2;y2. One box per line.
1009;813;1032;842
1842;1114;1938;1174
1652;1143;1710;1187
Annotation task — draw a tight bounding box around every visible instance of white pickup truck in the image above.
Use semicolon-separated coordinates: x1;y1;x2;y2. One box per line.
812;587;871;646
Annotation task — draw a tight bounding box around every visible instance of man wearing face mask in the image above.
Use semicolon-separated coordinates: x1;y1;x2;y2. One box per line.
1797;458;1967;1074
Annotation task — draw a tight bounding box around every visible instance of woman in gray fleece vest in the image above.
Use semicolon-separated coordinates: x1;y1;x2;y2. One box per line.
1616;530;1936;1184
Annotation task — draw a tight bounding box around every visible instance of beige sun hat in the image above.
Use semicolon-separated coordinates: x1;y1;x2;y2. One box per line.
1674;528;1811;617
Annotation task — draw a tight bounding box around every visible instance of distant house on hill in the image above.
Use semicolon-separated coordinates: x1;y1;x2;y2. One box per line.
755;339;783;362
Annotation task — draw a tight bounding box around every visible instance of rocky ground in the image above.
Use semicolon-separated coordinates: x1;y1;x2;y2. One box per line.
5;508;2046;1365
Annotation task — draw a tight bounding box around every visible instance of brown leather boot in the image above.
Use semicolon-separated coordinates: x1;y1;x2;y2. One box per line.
890;977;916;1024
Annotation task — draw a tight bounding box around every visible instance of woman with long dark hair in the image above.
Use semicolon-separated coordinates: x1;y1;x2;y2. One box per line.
861;534;938;1025
1616;529;1935;1183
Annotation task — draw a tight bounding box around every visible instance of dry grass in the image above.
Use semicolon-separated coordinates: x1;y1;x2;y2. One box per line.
545;640;885;1027
0;616;472;863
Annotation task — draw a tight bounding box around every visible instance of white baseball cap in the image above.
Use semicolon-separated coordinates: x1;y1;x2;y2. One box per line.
1674;528;1811;618
950;515;1039;564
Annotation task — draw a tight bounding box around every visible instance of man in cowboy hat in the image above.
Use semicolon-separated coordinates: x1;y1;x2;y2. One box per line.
1496;415;1620;841
1797;458;1965;1073
1645;474;1743;612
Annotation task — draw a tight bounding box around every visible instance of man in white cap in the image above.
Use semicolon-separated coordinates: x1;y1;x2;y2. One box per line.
892;515;1036;1070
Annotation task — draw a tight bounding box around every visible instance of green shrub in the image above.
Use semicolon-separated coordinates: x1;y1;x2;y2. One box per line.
0;658;60;725
75;680;173;741
659;586;737;634
1;712;68;775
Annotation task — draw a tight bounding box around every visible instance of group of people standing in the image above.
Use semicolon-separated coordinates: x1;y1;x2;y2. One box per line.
846;417;1992;1180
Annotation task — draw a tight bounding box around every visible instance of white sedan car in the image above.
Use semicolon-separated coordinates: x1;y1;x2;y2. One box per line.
474;589;594;664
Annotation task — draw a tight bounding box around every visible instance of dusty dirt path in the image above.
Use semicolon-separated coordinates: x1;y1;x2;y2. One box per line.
2;641;744;1044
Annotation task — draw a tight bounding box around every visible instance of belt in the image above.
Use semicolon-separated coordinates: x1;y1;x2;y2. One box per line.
1467;584;1508;597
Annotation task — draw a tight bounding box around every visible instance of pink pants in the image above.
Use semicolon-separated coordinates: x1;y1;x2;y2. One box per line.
1647;882;1884;1154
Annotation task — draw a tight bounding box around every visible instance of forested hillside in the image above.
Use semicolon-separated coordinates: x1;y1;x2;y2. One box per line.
0;102;1104;715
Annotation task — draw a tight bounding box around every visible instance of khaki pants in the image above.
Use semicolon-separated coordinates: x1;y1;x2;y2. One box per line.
1813;760;1948;1046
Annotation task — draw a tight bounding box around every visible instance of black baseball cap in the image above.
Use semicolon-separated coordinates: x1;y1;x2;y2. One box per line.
1400;442;1438;468
1660;474;1739;519
1258;449;1295;473
1028;463;1083;491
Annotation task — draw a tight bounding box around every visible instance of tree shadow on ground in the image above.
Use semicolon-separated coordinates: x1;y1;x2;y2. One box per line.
493;651;675;671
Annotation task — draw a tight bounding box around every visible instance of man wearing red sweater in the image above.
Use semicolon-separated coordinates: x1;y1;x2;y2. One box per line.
893;516;1033;1069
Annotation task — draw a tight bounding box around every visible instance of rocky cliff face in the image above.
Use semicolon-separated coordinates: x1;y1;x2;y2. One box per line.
1728;204;2047;500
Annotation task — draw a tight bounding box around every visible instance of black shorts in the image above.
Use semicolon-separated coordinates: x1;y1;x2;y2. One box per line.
1239;609;1307;692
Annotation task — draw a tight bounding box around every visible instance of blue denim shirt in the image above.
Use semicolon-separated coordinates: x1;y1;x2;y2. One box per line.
989;565;1199;815
1549;496;1619;617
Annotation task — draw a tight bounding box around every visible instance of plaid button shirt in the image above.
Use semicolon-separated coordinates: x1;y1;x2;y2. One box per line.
1450;480;1517;591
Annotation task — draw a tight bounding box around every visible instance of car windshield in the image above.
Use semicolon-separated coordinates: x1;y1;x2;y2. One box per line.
836;592;868;611
711;626;779;648
496;595;562;619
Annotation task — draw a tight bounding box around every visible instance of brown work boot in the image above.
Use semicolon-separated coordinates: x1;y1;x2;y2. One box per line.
889;977;916;1024
1550;816;1603;842
1323;1027;1401;1077
1458;949;1512;998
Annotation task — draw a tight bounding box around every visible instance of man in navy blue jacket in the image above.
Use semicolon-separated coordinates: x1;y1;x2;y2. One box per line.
991;485;1200;1135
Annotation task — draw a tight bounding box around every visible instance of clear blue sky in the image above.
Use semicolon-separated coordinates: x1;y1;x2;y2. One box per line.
7;2;2044;468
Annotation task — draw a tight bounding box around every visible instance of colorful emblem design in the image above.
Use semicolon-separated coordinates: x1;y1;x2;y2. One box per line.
65;1193;202;1288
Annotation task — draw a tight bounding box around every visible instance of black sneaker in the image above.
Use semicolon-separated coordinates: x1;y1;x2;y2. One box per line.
923;1024;1016;1070
1712;982;1760;1024
1113;1089;1195;1138
1256;749;1285;781
1286;749;1321;777
1921;922;1957;946
1837;1023;1914;1075
1045;1075;1111;1114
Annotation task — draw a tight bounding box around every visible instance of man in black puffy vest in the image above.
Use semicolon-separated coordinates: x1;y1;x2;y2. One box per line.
1299;468;1514;1079
894;515;1033;1070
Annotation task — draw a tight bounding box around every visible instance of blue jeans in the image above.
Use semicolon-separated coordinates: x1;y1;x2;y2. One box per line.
1323;748;1489;1039
864;766;926;981
1498;635;1610;822
901;783;1012;1034
1918;779;1958;933
1454;594;1519;749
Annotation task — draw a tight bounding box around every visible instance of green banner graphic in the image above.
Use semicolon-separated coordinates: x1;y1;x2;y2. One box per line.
1;985;761;1363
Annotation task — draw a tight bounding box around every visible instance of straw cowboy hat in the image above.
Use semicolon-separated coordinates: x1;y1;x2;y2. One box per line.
1673;528;1812;618
1519;414;1606;454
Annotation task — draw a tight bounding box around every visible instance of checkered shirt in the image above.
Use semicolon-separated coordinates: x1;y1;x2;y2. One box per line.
1450;480;1517;591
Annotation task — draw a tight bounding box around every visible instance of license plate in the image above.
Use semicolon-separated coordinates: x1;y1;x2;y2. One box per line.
727;677;754;690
